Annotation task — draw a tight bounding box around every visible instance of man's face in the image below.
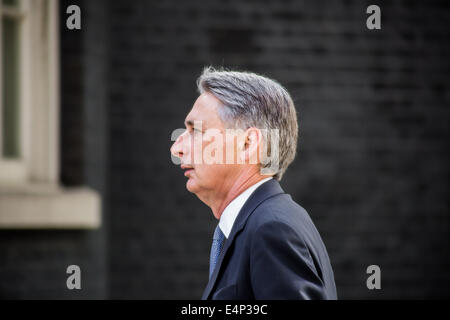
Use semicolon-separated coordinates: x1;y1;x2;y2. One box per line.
170;92;241;199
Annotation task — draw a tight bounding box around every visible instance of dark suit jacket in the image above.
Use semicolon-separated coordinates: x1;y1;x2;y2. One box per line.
202;179;337;300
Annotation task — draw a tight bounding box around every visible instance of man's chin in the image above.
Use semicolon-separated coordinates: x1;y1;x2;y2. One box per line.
186;179;198;193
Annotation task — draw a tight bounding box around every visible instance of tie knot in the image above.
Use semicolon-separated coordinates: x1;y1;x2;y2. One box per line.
213;225;225;241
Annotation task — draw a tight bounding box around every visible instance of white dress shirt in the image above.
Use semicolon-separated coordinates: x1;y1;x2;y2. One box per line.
218;177;273;238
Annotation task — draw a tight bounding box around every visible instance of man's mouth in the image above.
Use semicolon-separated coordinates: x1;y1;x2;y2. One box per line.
181;165;194;177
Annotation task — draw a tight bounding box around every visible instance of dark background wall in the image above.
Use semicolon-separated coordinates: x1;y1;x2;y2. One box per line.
0;0;107;299
1;0;449;299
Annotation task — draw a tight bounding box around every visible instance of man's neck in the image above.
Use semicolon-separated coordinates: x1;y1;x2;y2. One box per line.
209;169;271;219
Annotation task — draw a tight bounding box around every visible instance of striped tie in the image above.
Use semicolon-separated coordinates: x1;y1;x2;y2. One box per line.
209;225;225;279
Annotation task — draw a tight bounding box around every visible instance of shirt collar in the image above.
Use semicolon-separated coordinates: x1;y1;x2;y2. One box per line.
219;177;273;238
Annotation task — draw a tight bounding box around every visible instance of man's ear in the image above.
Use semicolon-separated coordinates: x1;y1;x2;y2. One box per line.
239;127;262;164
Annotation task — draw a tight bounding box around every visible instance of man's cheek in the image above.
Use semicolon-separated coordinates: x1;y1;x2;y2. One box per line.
225;143;239;165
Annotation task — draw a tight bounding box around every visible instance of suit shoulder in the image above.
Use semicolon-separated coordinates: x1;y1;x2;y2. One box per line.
247;193;313;231
245;192;327;256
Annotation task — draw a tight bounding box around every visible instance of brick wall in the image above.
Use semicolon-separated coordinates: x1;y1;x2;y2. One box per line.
106;0;450;299
1;0;448;299
0;0;107;299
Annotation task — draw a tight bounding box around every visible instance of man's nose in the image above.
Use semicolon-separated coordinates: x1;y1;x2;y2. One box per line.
170;134;184;159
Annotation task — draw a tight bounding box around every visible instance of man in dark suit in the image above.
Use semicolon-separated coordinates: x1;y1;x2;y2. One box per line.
170;67;337;299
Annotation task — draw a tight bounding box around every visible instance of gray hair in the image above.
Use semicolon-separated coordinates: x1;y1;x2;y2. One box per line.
197;66;298;180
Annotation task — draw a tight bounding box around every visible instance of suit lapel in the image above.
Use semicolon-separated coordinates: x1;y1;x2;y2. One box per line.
202;179;285;299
